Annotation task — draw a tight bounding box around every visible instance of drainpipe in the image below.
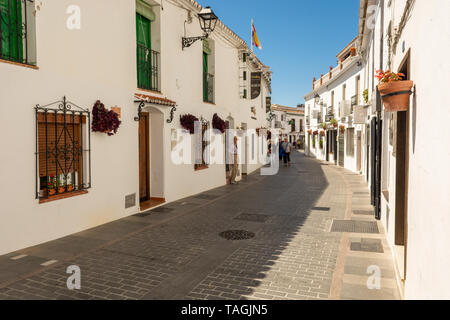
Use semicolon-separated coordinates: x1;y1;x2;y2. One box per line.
375;0;384;220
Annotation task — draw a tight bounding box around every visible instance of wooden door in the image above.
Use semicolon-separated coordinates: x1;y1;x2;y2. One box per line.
139;113;150;202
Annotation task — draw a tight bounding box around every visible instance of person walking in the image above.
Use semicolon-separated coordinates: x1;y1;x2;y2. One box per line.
278;138;284;164
282;137;292;167
230;136;239;184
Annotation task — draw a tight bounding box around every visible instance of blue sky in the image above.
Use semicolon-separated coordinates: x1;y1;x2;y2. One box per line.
196;0;360;107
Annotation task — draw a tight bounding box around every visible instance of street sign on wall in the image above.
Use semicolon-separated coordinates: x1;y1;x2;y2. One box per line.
266;96;271;113
251;72;262;99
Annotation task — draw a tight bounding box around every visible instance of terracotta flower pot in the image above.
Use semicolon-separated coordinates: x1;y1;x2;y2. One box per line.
67;185;74;192
48;188;56;196
378;80;413;112
58;186;66;193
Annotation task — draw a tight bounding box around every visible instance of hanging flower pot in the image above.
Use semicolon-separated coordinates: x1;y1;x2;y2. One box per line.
212;113;226;134
331;119;338;128
307;129;312;135
313;130;318;136
320;130;325;137
339;125;346;134
92;100;121;136
180;114;199;134
376;70;413;112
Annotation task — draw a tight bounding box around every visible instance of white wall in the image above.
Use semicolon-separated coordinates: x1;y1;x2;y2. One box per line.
0;0;271;254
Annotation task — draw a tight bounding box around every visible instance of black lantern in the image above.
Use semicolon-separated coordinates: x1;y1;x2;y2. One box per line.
182;6;219;50
314;94;321;104
198;7;218;34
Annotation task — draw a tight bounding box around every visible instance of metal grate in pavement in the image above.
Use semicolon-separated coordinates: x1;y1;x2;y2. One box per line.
330;220;379;234
350;238;384;253
219;230;255;241
312;207;330;211
234;213;271;223
353;210;374;216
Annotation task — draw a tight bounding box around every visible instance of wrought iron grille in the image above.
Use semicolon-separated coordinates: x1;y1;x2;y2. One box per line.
203;72;214;103
137;43;160;92
0;0;34;65
35;97;91;200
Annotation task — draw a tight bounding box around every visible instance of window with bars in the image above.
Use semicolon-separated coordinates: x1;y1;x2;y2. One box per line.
0;0;36;65
195;122;209;170
35;97;91;200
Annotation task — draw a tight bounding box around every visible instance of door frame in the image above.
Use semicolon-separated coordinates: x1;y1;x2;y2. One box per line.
139;112;150;203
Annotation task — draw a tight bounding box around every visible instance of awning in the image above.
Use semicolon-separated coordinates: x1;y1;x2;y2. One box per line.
134;93;177;123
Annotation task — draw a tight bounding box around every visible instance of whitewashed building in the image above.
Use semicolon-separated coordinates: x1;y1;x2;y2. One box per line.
268;104;305;147
357;0;450;299
304;37;367;172
303;0;450;299
0;0;271;255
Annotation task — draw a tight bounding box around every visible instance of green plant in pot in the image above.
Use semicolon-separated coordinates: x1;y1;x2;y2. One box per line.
362;89;369;104
331;118;338;128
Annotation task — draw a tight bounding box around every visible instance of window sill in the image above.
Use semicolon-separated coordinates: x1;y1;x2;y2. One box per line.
0;58;39;70
203;101;216;106
195;165;209;171
39;190;88;204
137;87;162;95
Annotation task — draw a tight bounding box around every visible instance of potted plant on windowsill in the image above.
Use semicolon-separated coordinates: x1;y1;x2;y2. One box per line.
376;70;413;112
321;122;327;130
331;118;338;128
47;175;57;196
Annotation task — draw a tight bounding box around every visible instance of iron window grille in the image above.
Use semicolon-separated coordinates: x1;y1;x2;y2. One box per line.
137;43;160;92
195;121;210;170
203;72;214;103
0;0;35;65
35;97;92;200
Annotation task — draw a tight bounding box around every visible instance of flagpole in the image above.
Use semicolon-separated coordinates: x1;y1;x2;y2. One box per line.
251;18;254;52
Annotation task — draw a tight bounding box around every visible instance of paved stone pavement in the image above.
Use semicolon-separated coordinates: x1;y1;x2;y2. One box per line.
0;151;400;300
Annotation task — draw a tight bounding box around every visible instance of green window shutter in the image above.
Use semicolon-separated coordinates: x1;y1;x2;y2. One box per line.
243;71;247;81
243;89;247;99
136;0;155;21
136;12;152;89
203;52;208;101
0;0;23;62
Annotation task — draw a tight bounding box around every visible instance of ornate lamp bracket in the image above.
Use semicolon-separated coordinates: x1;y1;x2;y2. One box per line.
182;35;208;50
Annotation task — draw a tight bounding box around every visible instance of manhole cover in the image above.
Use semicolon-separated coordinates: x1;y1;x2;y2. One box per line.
351;238;384;253
151;206;174;213
353;210;374;216
219;230;255;241
312;207;330;211
234;213;270;223
330;220;379;234
193;194;220;200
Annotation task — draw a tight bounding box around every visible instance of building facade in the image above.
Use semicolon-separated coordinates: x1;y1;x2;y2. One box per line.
0;0;271;255
304;0;450;299
268;104;305;147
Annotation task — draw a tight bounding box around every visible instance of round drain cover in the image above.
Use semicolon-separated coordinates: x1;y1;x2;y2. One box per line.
219;230;255;241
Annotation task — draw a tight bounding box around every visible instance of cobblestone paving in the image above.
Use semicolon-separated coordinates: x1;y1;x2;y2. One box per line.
0;151;398;300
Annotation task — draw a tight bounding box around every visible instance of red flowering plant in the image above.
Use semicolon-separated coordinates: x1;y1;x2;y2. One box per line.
180;114;199;134
313;130;318;136
375;69;405;83
212;113;226;134
92;100;121;136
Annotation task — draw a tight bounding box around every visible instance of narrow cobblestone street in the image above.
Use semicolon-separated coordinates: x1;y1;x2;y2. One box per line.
0;151;399;300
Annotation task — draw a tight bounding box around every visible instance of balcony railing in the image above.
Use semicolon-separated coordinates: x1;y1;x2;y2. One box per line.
137;43;160;92
203;72;214;103
0;0;34;65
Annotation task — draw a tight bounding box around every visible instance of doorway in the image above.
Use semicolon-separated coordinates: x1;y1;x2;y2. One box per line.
139;112;150;203
241;123;248;176
394;52;410;281
338;133;345;167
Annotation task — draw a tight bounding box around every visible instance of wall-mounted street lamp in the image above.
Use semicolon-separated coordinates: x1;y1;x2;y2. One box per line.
314;93;321;104
182;6;218;50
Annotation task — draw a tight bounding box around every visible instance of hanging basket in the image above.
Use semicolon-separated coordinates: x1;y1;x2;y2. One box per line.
378;80;413;112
